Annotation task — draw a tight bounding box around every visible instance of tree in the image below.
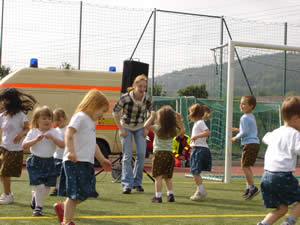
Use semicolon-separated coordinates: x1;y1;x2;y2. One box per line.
148;82;166;96
177;84;208;98
60;62;74;70
0;65;12;79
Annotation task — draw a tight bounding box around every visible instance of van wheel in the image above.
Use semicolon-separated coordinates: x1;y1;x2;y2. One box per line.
94;139;111;167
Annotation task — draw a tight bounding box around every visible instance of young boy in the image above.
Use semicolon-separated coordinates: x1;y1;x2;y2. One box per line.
257;96;300;225
232;96;260;200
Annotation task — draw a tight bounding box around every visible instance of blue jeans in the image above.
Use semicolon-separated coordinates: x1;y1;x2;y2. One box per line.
120;127;146;189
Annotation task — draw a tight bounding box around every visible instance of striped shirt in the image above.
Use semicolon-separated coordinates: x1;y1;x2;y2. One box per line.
113;91;153;130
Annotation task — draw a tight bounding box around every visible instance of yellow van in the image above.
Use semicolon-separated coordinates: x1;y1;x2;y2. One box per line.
0;68;122;158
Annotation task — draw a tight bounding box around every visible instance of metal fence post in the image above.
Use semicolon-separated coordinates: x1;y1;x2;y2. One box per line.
151;8;156;96
0;0;5;67
283;22;287;97
78;1;82;70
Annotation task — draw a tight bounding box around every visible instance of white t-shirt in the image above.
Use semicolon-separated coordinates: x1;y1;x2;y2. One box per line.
63;112;96;164
0;111;28;151
53;126;67;160
263;126;300;172
190;120;209;148
24;128;63;158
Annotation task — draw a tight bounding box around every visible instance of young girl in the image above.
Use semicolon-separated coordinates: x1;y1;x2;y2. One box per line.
144;105;184;203
22;105;65;216
188;103;211;201
0;87;36;205
53;89;112;225
50;108;68;196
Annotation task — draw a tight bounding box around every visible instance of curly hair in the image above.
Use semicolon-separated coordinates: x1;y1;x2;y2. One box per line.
0;87;37;116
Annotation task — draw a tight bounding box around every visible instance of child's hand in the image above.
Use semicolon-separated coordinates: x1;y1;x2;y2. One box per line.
143;127;149;137
100;158;112;171
232;128;239;133
67;152;77;163
176;113;182;120
44;133;53;140
190;136;197;142
232;136;237;143
35;134;44;142
13;134;23;144
150;111;156;119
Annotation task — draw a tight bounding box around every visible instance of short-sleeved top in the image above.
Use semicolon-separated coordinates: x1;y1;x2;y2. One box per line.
24;128;63;158
63;112;96;164
263;126;300;172
112;91;153;130
236;113;260;145
53;126;67;160
152;125;174;153
0;111;28;151
190;120;209;148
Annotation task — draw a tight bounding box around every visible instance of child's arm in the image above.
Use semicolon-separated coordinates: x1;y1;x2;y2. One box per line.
44;132;65;148
190;129;210;143
95;144;112;171
176;113;185;135
64;127;77;163
144;111;156;131
13;121;30;144
232;117;247;143
22;133;44;149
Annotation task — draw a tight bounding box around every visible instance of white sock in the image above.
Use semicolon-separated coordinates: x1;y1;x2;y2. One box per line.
35;185;44;207
155;192;162;198
246;183;250;189
167;190;174;195
197;184;205;192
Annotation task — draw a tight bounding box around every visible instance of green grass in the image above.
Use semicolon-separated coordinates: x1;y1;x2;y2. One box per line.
0;171;285;225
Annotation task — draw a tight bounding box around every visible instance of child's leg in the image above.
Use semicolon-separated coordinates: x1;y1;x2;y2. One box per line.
155;176;163;197
193;174;203;186
56;177;60;189
286;202;300;223
63;198;81;223
34;184;50;207
242;166;254;186
260;204;288;225
1;176;11;195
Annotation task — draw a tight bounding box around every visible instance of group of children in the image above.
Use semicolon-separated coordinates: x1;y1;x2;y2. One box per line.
0;84;299;225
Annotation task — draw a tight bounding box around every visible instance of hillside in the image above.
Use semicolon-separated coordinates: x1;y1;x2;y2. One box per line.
150;52;300;97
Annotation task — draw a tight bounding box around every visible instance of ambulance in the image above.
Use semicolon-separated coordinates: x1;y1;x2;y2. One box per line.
0;68;123;158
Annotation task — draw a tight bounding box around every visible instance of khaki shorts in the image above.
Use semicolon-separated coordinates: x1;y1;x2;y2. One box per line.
0;147;23;177
241;143;260;167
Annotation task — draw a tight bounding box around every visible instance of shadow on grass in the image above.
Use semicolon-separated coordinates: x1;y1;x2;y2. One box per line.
76;218;130;225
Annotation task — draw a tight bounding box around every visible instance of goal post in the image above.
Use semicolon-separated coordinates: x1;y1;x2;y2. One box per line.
224;40;300;184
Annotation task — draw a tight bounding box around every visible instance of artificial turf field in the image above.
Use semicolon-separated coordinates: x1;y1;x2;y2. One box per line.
0;171;288;225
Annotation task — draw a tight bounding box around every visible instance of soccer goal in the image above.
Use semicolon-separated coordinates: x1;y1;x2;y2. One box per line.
211;40;300;183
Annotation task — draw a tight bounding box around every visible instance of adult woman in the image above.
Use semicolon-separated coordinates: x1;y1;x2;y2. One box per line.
113;74;153;194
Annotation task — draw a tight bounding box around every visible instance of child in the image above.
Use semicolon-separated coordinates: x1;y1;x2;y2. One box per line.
257;96;300;225
22;105;65;216
232;96;260;200
188;103;211;201
0;87;36;204
144;105;184;203
50;108;68;196
53;89;112;225
173;131;191;168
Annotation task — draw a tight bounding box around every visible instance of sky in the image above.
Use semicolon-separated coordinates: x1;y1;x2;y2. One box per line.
76;0;300;24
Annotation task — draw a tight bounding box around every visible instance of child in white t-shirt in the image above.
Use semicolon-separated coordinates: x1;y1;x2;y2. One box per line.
53;89;112;225
188;104;211;201
0;87;36;205
50;108;68;196
257;96;300;225
22;106;64;216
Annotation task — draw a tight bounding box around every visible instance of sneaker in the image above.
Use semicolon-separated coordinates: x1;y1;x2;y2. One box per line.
50;188;58;196
245;187;260;200
242;189;250;198
32;206;43;216
30;196;36;209
61;222;75;225
54;202;64;223
190;190;207;201
0;193;14;204
167;194;175;202
122;188;131;194
257;223;264;225
280;219;295;225
151;196;162;203
133;186;144;192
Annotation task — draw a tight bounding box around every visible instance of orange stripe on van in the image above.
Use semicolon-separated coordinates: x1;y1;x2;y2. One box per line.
0;83;121;91
96;125;118;130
